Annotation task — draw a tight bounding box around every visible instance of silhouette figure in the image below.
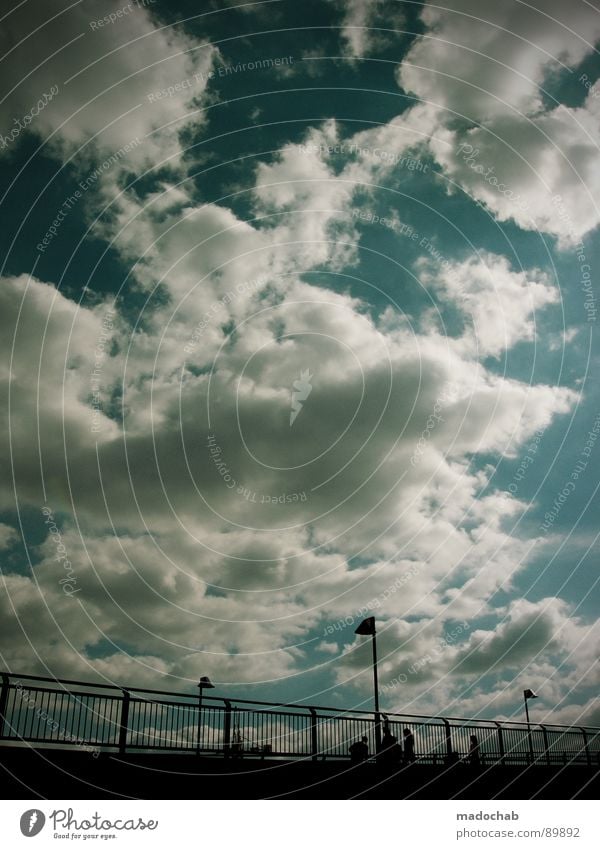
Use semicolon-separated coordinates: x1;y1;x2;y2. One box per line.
379;724;402;767
231;727;244;759
469;734;481;768
349;735;369;763
403;728;416;763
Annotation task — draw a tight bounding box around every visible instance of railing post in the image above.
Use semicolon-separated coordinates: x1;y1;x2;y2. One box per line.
540;724;550;766
443;719;453;763
118;689;130;755
309;708;318;761
223;700;232;758
0;673;10;739
579;728;591;767
495;722;505;765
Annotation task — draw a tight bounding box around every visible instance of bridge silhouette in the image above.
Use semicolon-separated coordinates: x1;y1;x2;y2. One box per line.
1;671;598;799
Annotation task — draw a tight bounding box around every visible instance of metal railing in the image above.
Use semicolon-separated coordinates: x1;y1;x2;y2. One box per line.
1;672;598;766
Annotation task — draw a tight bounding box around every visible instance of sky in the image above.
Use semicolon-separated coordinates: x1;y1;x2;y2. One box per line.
0;0;599;728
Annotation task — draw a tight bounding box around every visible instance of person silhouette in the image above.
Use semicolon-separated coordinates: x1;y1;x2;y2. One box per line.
403;728;416;763
349;735;369;763
469;734;481;768
380;724;402;767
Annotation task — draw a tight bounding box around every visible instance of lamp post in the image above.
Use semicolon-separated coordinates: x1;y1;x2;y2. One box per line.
523;688;538;763
196;676;215;754
355;617;381;753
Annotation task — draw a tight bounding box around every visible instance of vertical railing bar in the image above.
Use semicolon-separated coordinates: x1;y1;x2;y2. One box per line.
74;690;83;745
45;691;52;741
114;695;120;746
0;673;10;739
26;688;36;739
51;691;58;740
494;721;505;765
79;694;87;745
4;674;600;765
32;689;43;739
33;690;44;740
88;695;94;743
579;727;591;766
118;689;130;756
540;724;550;766
443;718;453;763
21;687;31;738
56;692;65;740
222;701;231;756
150;699;155;747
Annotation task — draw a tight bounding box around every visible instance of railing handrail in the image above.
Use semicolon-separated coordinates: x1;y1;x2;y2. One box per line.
2;671;599;733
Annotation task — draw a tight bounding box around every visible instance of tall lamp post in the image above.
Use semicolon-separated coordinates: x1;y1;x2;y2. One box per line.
355;617;381;753
196;676;215;755
523;688;538;763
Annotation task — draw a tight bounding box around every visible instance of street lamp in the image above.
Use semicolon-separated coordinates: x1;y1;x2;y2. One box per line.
196;676;215;754
523;688;538;763
355;617;381;753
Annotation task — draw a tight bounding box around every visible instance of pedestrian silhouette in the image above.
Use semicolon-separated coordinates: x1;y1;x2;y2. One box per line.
469;734;481;768
231;727;244;759
403;728;416;763
349;735;369;763
379;724;402;767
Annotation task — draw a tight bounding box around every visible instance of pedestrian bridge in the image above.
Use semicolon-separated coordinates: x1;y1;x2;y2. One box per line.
1;671;598;768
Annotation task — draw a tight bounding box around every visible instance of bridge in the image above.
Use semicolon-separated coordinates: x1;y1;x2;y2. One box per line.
1;671;598;799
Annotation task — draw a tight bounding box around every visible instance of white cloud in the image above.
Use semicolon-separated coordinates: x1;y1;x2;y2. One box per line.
399;0;599;122
0;3;593;715
0;523;18;551
396;0;600;242
335;0;406;59
0;0;218;167
0;248;577;694
416;251;560;358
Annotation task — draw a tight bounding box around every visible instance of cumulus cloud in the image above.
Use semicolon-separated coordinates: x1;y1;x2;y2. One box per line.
0;523;19;551
396;0;600;242
0;0;218;167
334;0;406;59
0;233;577;697
0;1;595;723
